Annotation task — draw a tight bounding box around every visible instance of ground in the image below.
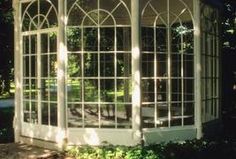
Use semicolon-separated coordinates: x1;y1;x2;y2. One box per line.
0;143;70;159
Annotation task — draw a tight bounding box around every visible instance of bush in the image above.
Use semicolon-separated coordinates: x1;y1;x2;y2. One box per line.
66;139;236;159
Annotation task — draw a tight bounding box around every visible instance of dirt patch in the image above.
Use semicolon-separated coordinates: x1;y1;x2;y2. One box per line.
0;143;68;159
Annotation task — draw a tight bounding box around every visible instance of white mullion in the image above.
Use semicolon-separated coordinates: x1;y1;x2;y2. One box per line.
37;33;42;125
98;1;101;128
114;27;118;128
167;0;171;128
81;27;85;128
181;26;184;126
47;33;51;125
29;35;32;122
154;24;157;128
37;0;40;29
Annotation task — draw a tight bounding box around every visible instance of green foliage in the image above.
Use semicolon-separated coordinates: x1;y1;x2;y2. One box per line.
0;107;14;143
66;139;236;159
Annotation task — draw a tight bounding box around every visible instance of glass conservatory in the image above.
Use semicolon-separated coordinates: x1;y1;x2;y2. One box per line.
13;0;221;148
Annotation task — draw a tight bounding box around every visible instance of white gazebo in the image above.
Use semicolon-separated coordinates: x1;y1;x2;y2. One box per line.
13;0;221;149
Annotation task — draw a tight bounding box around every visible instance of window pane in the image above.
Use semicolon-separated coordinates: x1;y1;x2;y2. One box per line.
84;79;98;102
68;53;81;77
84;104;99;128
170;103;182;126
142;105;154;128
84;53;98;77
117;53;131;77
142;79;154;102
117;79;131;103
67;28;81;51
157;79;167;102
184;102;194;125
101;79;115;102
157;54;167;77
67;79;81;102
117;104;132;128
100;28;114;51
142;53;154;77
157;102;168;127
84;28;98;51
101;104;115;128
68;104;83;127
100;53;114;77
142;27;154;51
171;79;182;102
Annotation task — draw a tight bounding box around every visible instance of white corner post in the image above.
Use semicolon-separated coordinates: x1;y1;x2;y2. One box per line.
193;0;202;139
13;0;21;143
131;0;142;144
57;0;67;148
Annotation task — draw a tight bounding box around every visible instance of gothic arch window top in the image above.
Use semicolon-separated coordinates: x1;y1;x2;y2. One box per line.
21;0;58;32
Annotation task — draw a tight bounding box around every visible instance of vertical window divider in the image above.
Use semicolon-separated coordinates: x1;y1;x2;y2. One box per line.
154;22;157;128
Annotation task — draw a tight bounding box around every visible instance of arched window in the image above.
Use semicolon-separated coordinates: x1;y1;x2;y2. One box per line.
141;0;194;128
21;0;58;128
66;0;132;129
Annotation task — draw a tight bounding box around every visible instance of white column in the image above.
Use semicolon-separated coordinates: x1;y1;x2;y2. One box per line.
193;0;202;139
57;0;67;148
131;0;142;144
13;0;21;142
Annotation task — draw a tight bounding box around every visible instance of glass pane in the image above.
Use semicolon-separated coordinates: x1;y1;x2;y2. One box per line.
117;53;131;77
170;103;182;126
31;101;38;123
49;33;57;52
84;28;98;51
117;27;131;51
50;103;57;126
183;55;194;77
142;27;154;51
48;79;57;101
172;79;182;102
117;104;131;128
157;102;168;127
23;56;30;77
157;79;167;102
84;104;99;128
30;35;37;54
101;79;115;102
68;53;81;77
67;28;81;51
31;79;37;100
23;101;30;122
184;79;194;101
84;53;98;77
184;102;194;125
117;79;131;103
101;104;115;128
49;54;57;77
142;53;154;77
41;102;49;125
171;54;181;77
142;105;154;128
100;53;114;77
41;54;48;77
23;79;30;99
84;79;98;102
100;28;114;51
31;56;37;77
23;36;29;55
67;79;81;102
156;27;167;52
156;54;167;77
41;34;49;53
142;79;154;102
68;104;83;127
41;79;48;100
